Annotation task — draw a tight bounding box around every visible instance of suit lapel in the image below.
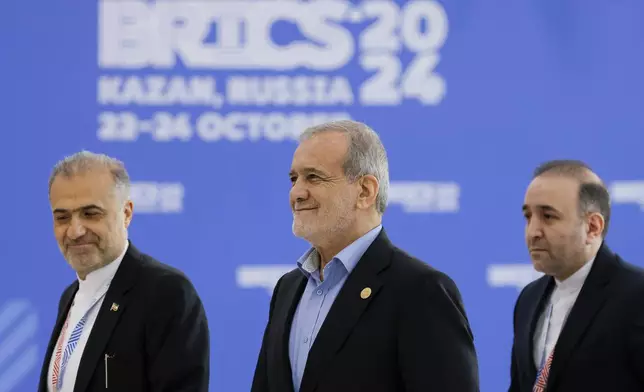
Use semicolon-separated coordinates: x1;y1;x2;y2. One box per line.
523;276;554;381
271;273;307;392
38;283;78;392
73;243;142;392
298;230;393;392
546;243;618;389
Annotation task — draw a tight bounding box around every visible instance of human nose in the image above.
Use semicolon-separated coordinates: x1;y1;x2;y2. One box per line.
290;178;309;205
66;216;88;240
526;217;543;240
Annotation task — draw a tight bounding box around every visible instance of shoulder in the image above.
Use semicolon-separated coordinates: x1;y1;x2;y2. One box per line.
518;274;548;300
591;249;644;328
585;243;644;303
128;246;202;303
389;245;452;281
383;246;474;332
271;268;304;296
614;253;644;284
610;253;644;302
386;245;462;298
137;250;191;281
513;275;548;314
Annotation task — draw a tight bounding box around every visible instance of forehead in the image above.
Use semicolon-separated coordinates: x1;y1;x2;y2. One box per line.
50;170;116;209
291;131;348;172
524;175;579;210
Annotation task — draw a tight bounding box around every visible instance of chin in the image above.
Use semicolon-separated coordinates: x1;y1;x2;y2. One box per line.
292;229;312;240
292;223;319;242
291;224;306;238
532;261;560;277
530;259;547;273
69;257;99;270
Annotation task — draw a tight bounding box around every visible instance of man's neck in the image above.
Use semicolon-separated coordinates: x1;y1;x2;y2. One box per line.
315;218;381;272
554;244;600;282
555;261;586;282
77;258;114;280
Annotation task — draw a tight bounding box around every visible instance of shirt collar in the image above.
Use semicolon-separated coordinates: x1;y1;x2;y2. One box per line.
77;240;128;294
297;225;382;278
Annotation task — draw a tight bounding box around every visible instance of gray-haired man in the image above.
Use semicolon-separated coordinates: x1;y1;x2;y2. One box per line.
38;151;209;392
252;120;479;392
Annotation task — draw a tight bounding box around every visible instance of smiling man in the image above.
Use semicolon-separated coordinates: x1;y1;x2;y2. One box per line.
251;120;479;392
38;151;209;392
509;160;644;391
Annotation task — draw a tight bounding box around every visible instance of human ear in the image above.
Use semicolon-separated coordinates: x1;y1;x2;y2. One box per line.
356;175;379;210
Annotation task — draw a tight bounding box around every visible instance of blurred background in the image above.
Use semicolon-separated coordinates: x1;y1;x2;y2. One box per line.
1;0;643;391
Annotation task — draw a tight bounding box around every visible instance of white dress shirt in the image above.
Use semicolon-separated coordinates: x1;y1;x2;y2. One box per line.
47;242;128;392
533;257;595;369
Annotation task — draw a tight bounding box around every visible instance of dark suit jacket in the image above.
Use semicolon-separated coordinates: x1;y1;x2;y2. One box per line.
509;242;644;391
251;229;479;392
37;242;210;392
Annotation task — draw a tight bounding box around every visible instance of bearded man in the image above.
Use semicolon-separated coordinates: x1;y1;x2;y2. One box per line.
251;120;479;392
38;151;209;392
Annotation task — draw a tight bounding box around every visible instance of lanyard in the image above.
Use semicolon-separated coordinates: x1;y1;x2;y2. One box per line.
55;282;111;390
536;302;554;380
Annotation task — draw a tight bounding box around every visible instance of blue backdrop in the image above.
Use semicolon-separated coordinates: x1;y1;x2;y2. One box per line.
1;0;643;391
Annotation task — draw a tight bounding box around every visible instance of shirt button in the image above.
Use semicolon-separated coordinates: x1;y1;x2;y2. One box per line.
304;337;309;343
316;289;323;295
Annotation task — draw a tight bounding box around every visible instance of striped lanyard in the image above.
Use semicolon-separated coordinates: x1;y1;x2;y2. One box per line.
51;282;111;391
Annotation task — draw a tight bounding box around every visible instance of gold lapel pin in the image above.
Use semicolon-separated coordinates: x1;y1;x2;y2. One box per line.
360;287;372;299
110;303;119;312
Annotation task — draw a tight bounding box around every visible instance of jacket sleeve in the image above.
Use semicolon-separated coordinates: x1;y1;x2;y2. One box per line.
628;295;644;386
397;271;480;391
508;287;525;392
250;276;283;392
144;274;210;392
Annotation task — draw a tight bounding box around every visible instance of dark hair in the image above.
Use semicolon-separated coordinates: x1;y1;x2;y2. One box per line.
533;160;611;238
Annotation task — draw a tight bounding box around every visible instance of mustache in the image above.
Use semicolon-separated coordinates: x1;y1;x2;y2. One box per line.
65;237;98;246
293;205;318;211
528;243;548;250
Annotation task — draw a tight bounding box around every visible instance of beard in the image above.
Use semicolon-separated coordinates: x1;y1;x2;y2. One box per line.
63;242;105;275
292;198;356;243
60;227;126;277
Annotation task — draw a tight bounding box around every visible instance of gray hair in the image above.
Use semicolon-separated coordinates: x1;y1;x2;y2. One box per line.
299;120;389;214
48;150;130;201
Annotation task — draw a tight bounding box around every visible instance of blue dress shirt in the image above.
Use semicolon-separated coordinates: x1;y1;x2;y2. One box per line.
288;225;382;392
